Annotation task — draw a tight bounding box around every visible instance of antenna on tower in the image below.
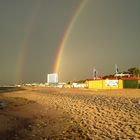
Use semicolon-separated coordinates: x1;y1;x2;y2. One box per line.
115;64;119;74
93;67;97;80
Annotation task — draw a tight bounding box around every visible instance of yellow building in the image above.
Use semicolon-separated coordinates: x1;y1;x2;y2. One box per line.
86;79;123;89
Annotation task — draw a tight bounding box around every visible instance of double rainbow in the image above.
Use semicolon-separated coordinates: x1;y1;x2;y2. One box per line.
17;0;88;83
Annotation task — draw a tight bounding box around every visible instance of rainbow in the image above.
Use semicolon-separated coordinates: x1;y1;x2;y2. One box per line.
53;0;88;74
17;41;28;84
16;2;42;83
16;21;33;83
17;0;88;83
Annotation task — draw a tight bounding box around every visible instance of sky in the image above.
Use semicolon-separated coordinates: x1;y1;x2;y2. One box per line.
0;0;140;84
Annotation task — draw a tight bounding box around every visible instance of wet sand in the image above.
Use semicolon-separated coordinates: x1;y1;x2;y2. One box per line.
0;87;140;139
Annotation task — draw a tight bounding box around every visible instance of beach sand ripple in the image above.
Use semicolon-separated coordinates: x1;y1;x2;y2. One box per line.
0;88;140;139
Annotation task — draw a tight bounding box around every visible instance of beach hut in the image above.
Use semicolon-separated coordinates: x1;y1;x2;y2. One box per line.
86;79;123;89
102;79;123;89
86;78;139;89
121;77;139;88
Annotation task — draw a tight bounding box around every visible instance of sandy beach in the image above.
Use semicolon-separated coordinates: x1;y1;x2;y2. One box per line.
0;87;140;140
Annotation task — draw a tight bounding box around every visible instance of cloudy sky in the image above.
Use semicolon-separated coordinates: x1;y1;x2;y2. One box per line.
0;0;140;84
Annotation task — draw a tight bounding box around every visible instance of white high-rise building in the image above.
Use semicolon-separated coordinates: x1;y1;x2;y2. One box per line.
47;73;58;84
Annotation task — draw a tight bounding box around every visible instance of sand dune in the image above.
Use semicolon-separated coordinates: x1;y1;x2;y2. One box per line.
0;87;140;139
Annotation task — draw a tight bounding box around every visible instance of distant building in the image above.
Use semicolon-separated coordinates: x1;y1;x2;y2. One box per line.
56;82;66;88
47;73;58;84
72;83;87;88
114;73;131;77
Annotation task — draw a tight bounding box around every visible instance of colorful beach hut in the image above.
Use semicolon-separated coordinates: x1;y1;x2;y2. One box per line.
86;78;139;89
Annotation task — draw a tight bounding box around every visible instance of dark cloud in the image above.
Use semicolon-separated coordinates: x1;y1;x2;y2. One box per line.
0;0;140;84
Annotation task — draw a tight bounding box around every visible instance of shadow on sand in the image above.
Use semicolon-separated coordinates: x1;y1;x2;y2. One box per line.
0;95;39;140
0;87;25;94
